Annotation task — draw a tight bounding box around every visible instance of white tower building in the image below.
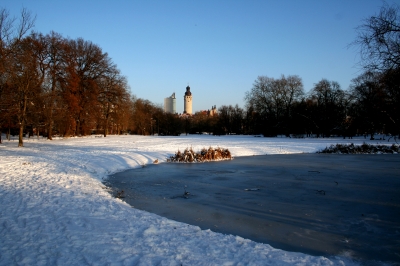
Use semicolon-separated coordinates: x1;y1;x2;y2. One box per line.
164;93;176;113
183;85;192;114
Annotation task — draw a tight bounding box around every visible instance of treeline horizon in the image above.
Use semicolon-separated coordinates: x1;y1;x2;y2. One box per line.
1;4;399;146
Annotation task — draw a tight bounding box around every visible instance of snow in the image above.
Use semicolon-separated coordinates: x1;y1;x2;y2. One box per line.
0;134;396;265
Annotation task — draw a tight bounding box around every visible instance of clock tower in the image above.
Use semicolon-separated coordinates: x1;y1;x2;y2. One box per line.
183;85;192;114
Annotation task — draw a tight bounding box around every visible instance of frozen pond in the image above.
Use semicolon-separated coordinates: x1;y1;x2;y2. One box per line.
105;154;400;265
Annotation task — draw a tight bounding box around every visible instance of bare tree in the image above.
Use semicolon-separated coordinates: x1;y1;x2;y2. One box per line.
245;76;277;118
7;37;41;146
130;98;155;135
281;75;304;116
350;71;384;138
59;38;111;136
0;7;35;45
0;8;15;44
244;75;304;135
111;94;132;135
40;32;65;139
353;3;400;71
1;9;139;142
310;79;348;137
0;7;35;145
380;68;400;136
352;3;400;138
98;68;129;137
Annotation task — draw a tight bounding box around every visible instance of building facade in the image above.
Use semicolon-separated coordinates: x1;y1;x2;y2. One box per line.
183;85;192;114
164;92;176;113
209;105;217;116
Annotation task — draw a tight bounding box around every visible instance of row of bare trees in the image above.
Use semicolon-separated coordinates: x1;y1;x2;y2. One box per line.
240;3;399;139
243;73;398;139
0;8;132;146
173;68;398;138
92;2;400;139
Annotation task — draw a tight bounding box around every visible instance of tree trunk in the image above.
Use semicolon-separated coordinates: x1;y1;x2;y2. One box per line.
104;116;108;137
48;121;53;140
76;119;80;136
18;122;24;147
104;105;110;137
47;99;54;139
18;94;28;147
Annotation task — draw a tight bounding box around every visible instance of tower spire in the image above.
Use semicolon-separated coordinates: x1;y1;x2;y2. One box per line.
183;84;193;114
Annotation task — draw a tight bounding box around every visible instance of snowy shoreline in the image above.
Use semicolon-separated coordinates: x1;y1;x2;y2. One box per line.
1;135;397;265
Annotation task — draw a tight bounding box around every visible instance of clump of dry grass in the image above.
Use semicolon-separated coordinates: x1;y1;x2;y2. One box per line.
318;143;399;154
167;147;232;163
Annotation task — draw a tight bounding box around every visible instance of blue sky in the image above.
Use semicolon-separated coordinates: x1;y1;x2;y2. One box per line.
4;0;398;113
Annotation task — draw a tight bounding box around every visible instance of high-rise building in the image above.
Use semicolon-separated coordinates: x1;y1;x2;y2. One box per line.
164;93;176;113
183;85;192;114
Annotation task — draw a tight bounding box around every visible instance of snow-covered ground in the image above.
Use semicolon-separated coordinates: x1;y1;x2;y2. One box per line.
0;134;397;265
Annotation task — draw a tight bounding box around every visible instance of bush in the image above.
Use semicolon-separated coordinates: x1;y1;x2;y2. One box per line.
167;147;232;163
318;143;399;154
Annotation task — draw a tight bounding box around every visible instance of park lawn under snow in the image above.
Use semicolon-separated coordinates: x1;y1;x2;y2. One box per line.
0;134;396;265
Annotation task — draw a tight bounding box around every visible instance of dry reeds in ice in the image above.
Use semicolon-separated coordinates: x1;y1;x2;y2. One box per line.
167;146;232;163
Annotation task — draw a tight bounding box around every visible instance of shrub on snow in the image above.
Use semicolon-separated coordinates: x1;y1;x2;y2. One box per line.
318;143;399;154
